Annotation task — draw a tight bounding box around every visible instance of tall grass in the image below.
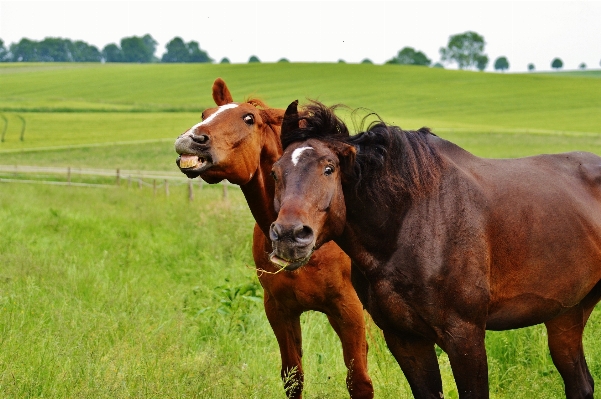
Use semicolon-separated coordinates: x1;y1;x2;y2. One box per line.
2;181;597;398
3;182;591;398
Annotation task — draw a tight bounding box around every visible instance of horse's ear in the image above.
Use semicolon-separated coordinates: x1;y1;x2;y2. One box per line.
259;108;284;127
212;78;234;105
282;100;299;136
338;143;357;179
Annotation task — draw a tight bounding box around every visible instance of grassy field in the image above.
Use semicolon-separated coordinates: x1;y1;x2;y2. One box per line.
1;63;601;398
0;182;584;399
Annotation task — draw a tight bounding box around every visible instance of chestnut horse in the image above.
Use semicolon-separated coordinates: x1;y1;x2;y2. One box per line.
174;80;373;398
270;100;601;399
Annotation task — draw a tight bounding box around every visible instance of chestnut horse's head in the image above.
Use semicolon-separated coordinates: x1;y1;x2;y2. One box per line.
174;78;283;185
269;101;356;270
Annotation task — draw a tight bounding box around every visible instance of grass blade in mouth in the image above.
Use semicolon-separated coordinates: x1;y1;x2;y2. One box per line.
269;252;292;268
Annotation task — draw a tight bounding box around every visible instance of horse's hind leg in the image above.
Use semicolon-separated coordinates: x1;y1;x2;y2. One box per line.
264;291;304;399
545;305;594;399
326;295;374;399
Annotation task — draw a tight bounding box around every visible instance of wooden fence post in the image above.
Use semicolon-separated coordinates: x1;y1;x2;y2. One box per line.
188;180;194;202
116;169;120;186
222;182;228;200
164;180;169;197
153;180;157;197
0;114;7;143
67;167;71;186
17;115;26;142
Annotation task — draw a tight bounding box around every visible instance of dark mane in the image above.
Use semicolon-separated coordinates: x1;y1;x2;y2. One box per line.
281;101;444;206
281;101;350;149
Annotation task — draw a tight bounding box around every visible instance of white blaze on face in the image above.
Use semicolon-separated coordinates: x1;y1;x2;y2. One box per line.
291;146;313;166
187;103;239;136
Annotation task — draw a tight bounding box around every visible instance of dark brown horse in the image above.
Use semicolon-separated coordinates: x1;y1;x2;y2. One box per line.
174;80;373;399
270;100;601;399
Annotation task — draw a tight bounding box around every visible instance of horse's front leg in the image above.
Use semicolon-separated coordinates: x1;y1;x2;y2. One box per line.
440;322;489;399
325;293;374;399
383;331;443;398
263;291;304;399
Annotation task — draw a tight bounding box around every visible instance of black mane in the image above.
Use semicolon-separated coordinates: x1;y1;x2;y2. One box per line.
281;101;444;206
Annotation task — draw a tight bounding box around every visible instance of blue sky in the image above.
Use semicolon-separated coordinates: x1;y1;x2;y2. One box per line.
1;0;600;72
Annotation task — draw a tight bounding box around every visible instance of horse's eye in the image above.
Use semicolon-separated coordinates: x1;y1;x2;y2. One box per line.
324;166;334;176
243;114;254;125
271;171;278;181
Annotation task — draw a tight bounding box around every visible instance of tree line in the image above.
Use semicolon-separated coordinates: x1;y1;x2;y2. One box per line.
0;34;211;63
386;31;599;72
0;32;598;71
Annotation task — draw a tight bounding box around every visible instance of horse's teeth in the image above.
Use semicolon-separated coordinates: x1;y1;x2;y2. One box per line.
180;155;199;169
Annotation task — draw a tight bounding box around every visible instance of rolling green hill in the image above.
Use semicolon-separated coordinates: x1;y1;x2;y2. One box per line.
1;63;600;164
1;63;600;130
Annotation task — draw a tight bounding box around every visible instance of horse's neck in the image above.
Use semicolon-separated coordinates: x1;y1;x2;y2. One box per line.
338;191;409;268
240;121;283;238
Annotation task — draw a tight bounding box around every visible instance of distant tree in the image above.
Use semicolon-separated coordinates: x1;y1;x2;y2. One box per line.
3;37;100;62
160;37;211;63
102;43;123;62
432;62;444;68
186;41;212;62
0;39;7;62
551;58;563;70
9;38;38;61
579;62;586;70
440;31;487;70
386;47;431;66
361;58;373;64
142;34;158;61
71;40;101;62
338;59;346;63
121;35;156;63
277;58;290;63
494;56;509;72
476;55;489;71
528;63;535;71
248;55;260;63
161;37;188;62
220;57;230;64
36;37;74;61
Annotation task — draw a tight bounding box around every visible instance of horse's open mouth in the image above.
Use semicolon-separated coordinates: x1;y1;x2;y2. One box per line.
178;154;207;169
177;154;212;177
269;251;313;271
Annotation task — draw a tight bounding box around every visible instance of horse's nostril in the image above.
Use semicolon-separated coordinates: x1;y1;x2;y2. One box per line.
191;134;209;144
294;225;314;242
269;223;280;241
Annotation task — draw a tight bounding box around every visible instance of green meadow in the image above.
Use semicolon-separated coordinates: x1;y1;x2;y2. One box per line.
1;63;601;398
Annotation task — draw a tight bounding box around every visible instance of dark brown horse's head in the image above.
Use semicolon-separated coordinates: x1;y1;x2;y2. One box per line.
174;78;283;185
269;101;356;270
